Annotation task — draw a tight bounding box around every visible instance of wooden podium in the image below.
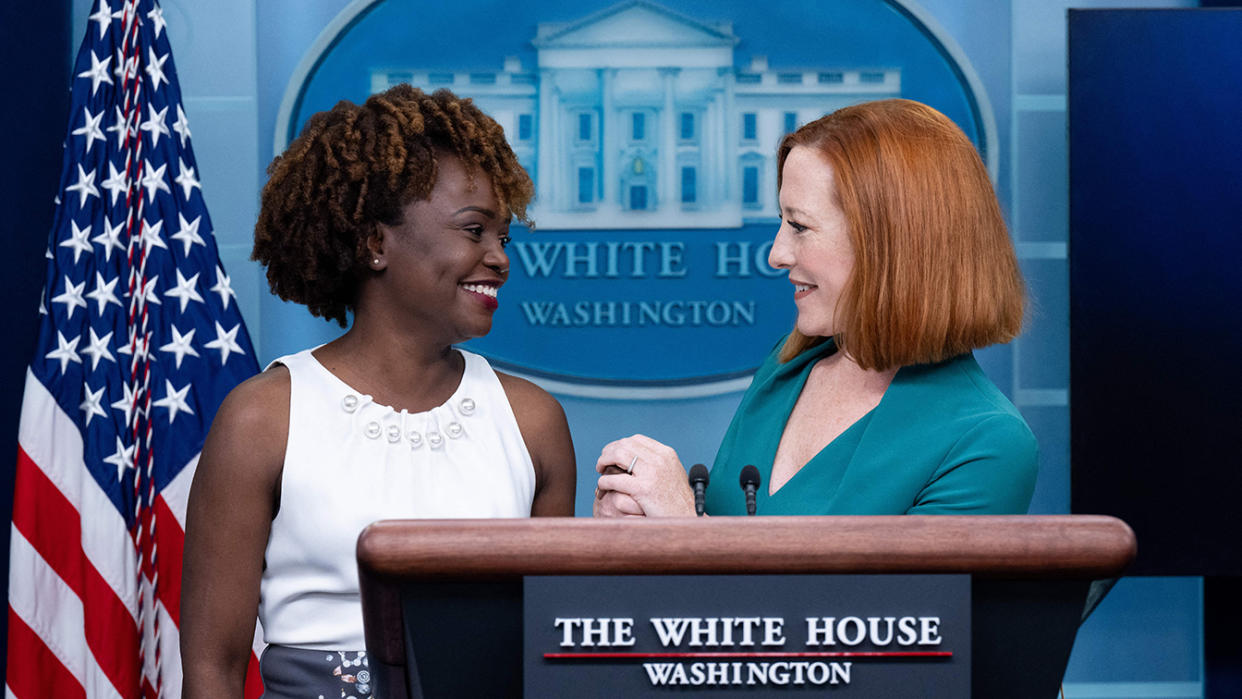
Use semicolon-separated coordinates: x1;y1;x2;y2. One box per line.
357;515;1135;698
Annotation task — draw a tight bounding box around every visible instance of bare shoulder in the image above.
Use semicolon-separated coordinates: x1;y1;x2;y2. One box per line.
496;371;564;425
198;363;290;486
496;371;576;515
212;364;290;437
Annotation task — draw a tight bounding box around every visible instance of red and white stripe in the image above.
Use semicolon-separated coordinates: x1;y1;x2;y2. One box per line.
6;373;264;697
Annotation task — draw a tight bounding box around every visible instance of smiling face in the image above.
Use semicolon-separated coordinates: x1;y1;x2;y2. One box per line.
369;153;512;343
768;145;855;339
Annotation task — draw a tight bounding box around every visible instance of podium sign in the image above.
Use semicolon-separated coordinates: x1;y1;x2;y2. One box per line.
358;516;1136;698
524;574;970;697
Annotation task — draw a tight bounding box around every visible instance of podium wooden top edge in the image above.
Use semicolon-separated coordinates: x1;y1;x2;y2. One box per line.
355;514;1136;580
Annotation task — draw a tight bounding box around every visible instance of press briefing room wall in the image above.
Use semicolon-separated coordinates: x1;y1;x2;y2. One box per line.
3;1;1237;696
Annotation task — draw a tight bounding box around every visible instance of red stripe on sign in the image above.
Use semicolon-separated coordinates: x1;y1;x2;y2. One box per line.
6;606;87;699
154;496;184;626
12;446;142;695
544;651;954;659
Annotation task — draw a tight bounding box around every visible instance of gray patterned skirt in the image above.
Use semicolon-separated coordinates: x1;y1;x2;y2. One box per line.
259;644;373;698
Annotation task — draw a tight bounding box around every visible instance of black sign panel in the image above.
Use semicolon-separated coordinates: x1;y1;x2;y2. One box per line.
524;574;969;697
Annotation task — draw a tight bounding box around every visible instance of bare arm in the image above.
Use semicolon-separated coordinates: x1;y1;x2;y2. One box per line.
180;367;289;697
498;373;576;516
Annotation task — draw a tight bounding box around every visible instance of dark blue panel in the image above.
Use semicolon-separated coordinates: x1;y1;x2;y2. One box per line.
1068;9;1242;575
0;0;72;679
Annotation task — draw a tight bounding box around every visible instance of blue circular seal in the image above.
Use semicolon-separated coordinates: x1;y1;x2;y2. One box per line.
277;0;994;397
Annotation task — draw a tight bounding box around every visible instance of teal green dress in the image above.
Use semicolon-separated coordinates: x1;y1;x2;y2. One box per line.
703;337;1037;515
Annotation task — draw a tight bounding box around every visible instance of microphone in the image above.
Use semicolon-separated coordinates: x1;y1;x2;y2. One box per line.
688;464;709;516
739;465;760;516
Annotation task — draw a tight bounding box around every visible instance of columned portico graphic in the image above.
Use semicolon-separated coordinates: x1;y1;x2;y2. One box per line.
371;0;901;229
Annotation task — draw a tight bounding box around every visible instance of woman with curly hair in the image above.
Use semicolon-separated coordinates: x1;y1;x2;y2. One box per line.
180;85;575;697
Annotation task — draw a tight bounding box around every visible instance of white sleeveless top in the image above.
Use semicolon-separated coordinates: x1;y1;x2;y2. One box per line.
258;348;535;650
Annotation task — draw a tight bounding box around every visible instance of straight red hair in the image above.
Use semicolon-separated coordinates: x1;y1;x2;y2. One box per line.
777;99;1024;370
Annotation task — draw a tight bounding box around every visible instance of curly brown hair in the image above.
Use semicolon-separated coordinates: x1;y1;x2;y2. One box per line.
253;84;534;326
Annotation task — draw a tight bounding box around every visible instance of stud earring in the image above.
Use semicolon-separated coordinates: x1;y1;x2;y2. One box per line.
373;258;381;264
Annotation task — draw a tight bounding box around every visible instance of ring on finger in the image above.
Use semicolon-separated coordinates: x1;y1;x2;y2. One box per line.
626;455;638;474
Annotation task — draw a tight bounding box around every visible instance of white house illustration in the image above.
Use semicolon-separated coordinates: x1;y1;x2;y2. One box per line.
371;0;901;229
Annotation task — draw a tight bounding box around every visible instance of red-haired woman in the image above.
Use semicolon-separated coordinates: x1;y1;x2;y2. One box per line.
595;99;1036;517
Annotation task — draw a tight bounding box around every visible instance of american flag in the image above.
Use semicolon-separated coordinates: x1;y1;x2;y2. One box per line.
7;1;263;696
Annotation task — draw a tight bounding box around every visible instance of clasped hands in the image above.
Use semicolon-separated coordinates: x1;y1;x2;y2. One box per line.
593;434;696;518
